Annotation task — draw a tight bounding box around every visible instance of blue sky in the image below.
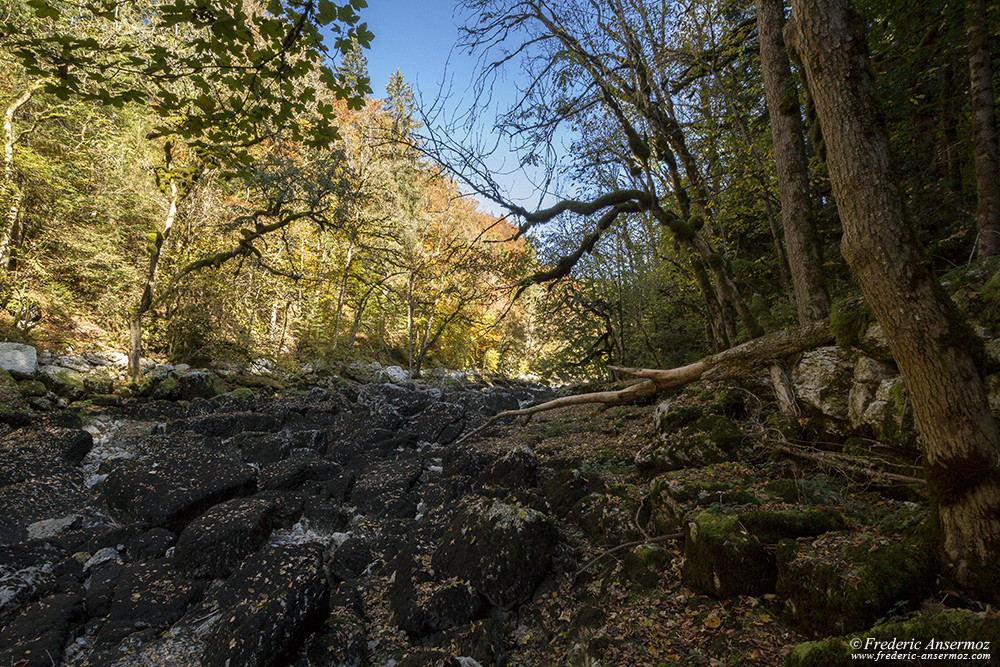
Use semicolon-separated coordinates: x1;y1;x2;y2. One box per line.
360;1;465;98
356;1;552;216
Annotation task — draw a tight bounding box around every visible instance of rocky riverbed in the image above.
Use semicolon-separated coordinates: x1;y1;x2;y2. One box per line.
1;346;998;666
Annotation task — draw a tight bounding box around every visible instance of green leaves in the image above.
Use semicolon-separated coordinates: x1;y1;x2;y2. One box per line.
3;0;373;164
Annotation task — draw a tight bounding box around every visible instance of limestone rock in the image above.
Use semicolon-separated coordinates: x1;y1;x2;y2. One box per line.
791;346;854;421
0;343;37;379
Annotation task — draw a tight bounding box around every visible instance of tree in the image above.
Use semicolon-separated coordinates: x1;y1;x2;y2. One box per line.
967;0;1000;261
754;0;829;323
787;0;1000;601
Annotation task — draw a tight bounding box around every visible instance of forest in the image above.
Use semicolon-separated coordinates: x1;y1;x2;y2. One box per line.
1;0;1000;664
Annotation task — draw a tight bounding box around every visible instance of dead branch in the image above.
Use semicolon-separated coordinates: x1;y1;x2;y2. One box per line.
765;441;926;490
456;320;833;444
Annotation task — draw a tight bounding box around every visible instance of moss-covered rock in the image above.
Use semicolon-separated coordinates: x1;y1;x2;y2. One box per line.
17;379;47;397
39;365;86;400
649;475;759;534
636;414;743;476
682;511;775;597
739;507;845;545
784;610;1000;667
653;403;703;434
776;531;934;637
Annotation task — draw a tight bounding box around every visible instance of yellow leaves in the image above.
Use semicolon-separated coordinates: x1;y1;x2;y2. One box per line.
703;612;722;629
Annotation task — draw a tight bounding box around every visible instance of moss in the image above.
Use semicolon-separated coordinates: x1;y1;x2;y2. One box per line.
777;533;934;637
783;640;850;667
829;297;873;349
684;414;742;452
17;379;46;397
739;507;845;544
764;479;802;503
784;610;1000;667
657;406;703;432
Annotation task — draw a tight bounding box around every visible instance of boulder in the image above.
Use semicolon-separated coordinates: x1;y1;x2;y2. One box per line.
0;590;84;667
432;498;557;609
567;493;643;546
173;497;276;578
648;474;759;534
96;560;205;646
478;445;538;493
408;401;466;444
682;511;775;597
792;347;854;422
0;342;37;379
203;543;330;667
102;450;256;531
636;413;743;475
351;458;424;519
39;365;86;400
777;532;933;637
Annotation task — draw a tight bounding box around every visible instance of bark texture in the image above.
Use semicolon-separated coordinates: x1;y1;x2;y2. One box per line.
788;0;1000;601
755;0;829;324
968;0;1000;261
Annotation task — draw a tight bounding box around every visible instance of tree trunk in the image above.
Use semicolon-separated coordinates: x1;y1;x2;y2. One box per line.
755;0;829;324
787;0;1000;602
968;0;1000;261
331;243;354;348
128;156;179;382
1;79;48;269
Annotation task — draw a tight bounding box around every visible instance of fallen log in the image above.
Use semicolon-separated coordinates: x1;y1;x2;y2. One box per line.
457;320;833;443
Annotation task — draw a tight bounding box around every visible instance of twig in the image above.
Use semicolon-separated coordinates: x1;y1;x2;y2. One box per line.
573;533;682;580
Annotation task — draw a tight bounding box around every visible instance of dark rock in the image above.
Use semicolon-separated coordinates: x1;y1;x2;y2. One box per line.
426;618;505;667
0;590;84;667
329;537;374;581
0;542;68;626
173;497;276;578
203;543;329;667
254;490;306;528
408;401;466;444
307;587;368;667
352;458;423;519
124;528;177;561
422;580;482;633
166;410;285;437
97;560;205;646
635;414;744;476
478;445;537;494
84;560;124;617
102;450;256;531
543;469;590;518
235;431;296;464
388;551;434;636
567;493;643;546
432;498;557;610
45;427;94;465
259;453;340;491
357;383;433;420
302;498;352;533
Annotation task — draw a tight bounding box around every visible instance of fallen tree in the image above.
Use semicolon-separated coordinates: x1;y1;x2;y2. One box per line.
457;319;833;444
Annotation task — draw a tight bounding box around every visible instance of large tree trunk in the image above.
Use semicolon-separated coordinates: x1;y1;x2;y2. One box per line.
968;0;1000;261
755;0;829;324
788;0;1000;602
